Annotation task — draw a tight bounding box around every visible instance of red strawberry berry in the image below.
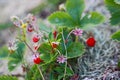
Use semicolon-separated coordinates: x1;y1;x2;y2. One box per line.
86;37;96;47
33;54;43;64
52;42;59;48
32;34;40;43
53;30;57;39
34;57;42;64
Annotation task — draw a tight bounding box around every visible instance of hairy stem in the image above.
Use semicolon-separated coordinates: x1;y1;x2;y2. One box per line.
37;65;45;80
24;41;34;54
62;30;68;80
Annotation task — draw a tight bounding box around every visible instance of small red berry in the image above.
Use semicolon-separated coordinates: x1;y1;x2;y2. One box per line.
32;34;40;43
53;30;57;39
33;54;43;64
86;37;96;47
34;57;42;64
27;24;34;32
52;42;59;48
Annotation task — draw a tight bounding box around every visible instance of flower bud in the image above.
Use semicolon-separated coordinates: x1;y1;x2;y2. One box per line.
27;24;34;32
53;30;57;39
51;42;59;48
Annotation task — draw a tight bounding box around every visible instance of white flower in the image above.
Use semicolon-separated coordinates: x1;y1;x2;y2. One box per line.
8;40;18;51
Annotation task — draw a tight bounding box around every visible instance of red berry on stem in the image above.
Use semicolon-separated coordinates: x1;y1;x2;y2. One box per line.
33;54;43;64
86;37;96;47
34;57;42;64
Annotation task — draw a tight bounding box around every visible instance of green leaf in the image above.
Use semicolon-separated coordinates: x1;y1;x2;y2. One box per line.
110;11;120;25
67;42;85;59
105;0;120;14
10;42;25;59
66;0;85;24
8;59;21;71
38;43;55;63
8;42;25;71
48;11;75;27
38;20;52;33
111;30;120;41
54;65;73;80
0;75;18;80
80;12;105;28
114;0;120;4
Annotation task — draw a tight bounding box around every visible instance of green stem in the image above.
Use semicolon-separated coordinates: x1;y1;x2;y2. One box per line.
55;49;61;55
17;37;34;54
75;36;79;42
48;39;54;53
67;62;74;74
37;65;45;80
62;30;67;80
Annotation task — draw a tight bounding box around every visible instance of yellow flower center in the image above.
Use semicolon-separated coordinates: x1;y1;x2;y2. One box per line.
21;23;27;28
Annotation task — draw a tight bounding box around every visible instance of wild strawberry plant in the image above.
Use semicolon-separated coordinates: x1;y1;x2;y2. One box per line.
0;0;105;79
